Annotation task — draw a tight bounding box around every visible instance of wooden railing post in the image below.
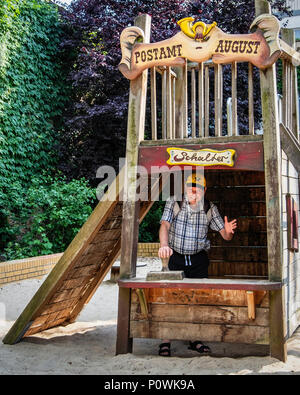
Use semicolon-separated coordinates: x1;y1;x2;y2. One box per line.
191;66;196;138
116;14;151;355
255;0;287;362
281;28;299;140
150;67;157;140
231;62;238;136
204;64;210;137
166;67;173;139
248;63;254;135
174;66;184;139
198;62;204;137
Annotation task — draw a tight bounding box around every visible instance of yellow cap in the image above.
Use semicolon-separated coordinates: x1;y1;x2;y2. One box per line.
186;174;206;188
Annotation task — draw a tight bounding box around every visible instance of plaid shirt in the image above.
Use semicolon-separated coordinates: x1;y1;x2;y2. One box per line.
160;195;224;255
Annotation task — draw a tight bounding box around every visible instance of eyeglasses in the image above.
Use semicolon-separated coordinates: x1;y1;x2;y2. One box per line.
186;184;205;190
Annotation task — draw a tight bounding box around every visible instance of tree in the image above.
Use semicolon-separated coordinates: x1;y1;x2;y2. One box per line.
57;1;293;242
57;0;189;186
58;0;292;186
186;0;292;135
0;0;96;260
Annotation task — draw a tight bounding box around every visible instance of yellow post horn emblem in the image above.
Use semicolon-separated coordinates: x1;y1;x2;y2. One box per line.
177;17;217;40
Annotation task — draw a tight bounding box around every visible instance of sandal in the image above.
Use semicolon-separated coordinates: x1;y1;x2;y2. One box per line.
188;341;211;354
158;342;171;357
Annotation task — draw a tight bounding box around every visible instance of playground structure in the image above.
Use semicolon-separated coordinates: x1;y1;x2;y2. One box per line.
3;0;300;362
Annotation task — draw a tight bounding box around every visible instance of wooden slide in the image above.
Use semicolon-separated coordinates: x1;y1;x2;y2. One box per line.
3;168;159;344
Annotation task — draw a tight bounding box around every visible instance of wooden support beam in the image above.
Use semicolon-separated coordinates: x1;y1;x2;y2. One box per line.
161;67;167;139
214;64;222;137
247;291;256;320
231;62;238;136
255;0;287;363
166;67;173;139
119;278;281;291
282;59;289;127
198;62;204;137
172;75;176;139
191;67;196;138
183;62;188;138
204;65;210;137
255;0;270;14
150;67;157;140
248;63;254;135
279;38;300;67
135;289;149;317
280;123;300;173
116;14;151;355
281;28;299;140
174;66;184;139
219;64;223;134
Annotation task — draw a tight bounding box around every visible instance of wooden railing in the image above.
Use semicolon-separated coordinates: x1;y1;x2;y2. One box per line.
149;61;257;140
285;0;300;12
148;62;299;142
146;26;300;144
279;29;300;141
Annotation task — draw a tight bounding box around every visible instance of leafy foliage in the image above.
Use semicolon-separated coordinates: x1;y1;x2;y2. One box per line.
57;0;292;185
139;201;165;242
3;176;95;260
56;0;293;241
0;0;68;186
0;0;96;260
57;0;189;185
0;0;294;255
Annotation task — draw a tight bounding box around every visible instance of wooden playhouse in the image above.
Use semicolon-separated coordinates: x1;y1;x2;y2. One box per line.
3;0;300;362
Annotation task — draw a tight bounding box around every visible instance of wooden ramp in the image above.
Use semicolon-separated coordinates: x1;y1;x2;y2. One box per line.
3;169;159;344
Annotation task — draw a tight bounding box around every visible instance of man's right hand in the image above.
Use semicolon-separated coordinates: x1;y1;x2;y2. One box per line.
158;246;173;259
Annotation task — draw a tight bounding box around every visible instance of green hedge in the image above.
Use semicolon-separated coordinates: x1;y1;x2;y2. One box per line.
0;1;68;184
138;201;165;243
0;1;96;260
3;176;96;260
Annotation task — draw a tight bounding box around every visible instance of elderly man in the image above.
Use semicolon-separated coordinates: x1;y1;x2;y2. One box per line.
157;173;237;357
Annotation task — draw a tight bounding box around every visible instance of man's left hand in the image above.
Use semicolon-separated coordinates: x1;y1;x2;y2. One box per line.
224;216;237;235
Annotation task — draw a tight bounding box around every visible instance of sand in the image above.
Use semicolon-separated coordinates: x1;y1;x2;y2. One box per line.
1;258;300;375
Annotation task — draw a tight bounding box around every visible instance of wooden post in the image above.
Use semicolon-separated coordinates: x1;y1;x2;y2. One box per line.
150;67;157;140
198;62;204;137
166;67;173;139
282;28;299;140
204;64;210;137
183;62;188;138
292;61;299;140
191;67;196;138
214;64;222;137
255;0;287;362
174;66;184;139
162;67;167;139
231;62;238;136
172;75;176;139
116;14;151;355
248;63;255;135
246;291;256;320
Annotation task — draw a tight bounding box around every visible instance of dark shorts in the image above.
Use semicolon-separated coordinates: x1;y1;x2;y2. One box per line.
168;250;209;279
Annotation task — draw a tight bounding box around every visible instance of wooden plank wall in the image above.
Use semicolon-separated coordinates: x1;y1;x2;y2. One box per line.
130;288;270;345
205;170;268;278
281;149;300;337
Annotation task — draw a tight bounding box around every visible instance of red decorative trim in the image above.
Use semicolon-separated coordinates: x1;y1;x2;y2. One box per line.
139;141;264;173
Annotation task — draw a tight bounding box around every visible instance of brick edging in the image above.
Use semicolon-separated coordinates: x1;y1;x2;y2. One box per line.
0;243;160;285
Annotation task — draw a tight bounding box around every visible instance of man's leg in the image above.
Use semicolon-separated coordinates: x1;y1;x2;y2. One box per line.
185;251;211;354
